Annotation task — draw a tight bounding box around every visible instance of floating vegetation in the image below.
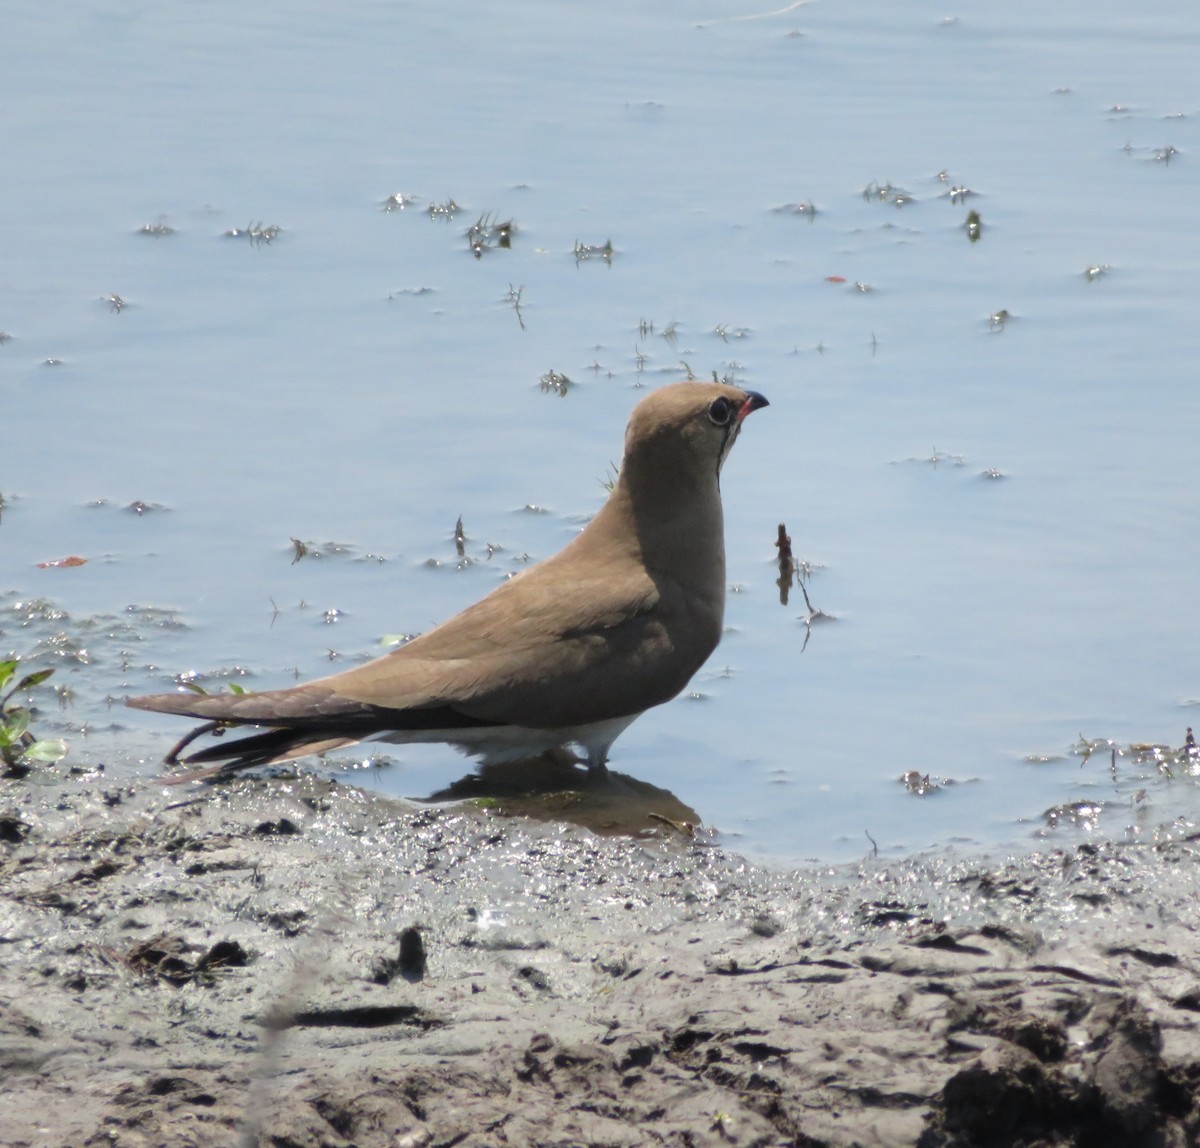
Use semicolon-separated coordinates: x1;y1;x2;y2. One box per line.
427;197;460;221
448;514;489;570
0;331;10;344
1044;800;1105;831
901;771;952;796
574;238;613;264
1078;728;1200;780
136;219;175;237
539;369;572;397
504;283;526;330
178;672;250;693
980;468;1005;480
1083;263;1112;282
1032;729;1200;838
771;201;818;220
105;293;126;313
936;172;975;203
964;210;982;243
713;323;751;343
1120;141;1181;164
988;308;1011;332
381;192;419;212
775;523;795;608
892;448;966;469
290;538;355;563
862;180;914;207
224;221;281;246
466;212;516;258
774;522;832;646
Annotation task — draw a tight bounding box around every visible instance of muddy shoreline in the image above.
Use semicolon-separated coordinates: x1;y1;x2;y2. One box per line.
2;771;1199;1147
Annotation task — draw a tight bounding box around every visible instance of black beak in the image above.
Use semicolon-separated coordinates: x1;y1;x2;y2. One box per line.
737;391;769;422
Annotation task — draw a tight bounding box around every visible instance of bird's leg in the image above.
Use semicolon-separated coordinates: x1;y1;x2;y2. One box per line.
585;750;610;777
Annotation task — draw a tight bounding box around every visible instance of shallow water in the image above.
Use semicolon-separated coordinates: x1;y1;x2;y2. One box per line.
3;0;1200;863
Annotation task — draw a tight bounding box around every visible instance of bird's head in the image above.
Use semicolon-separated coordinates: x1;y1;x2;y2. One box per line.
622;381;769;488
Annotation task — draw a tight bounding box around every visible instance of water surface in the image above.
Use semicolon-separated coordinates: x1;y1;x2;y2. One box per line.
3;0;1200;863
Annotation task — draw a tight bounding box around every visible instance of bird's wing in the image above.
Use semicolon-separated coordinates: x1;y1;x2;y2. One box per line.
128;560;677;731
328;558;705;728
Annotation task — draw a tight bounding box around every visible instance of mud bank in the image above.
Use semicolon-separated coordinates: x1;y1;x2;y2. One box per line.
2;772;1199;1147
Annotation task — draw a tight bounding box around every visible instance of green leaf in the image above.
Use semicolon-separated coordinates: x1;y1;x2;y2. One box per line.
228;682;247;695
22;738;68;763
182;682;210;695
0;661;17;690
3;708;31;740
13;668;55;693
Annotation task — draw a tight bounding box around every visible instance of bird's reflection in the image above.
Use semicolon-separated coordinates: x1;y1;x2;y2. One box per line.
417;753;701;839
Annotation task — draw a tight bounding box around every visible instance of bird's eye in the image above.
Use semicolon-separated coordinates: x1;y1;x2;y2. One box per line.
707;397;733;426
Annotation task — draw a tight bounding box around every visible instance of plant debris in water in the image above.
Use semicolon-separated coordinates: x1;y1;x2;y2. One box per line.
773;522;832;646
289;538;356;563
539;369;573;397
426;197;460;221
466;212;516;258
125;499;166;515
573;238;613;263
901;770;954;796
771;201;818;220
381;192;419;212
136;219;175;237
36;556;88;570
862;179;915;207
224;221;281;246
504;283;526;330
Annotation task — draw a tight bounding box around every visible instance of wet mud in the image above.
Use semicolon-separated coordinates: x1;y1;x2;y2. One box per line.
2;772;1199;1147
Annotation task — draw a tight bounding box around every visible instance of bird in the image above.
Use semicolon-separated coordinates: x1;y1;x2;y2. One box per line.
126;381;768;782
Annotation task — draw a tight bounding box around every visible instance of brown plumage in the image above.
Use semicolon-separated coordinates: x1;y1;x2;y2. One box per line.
126;381;768;780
